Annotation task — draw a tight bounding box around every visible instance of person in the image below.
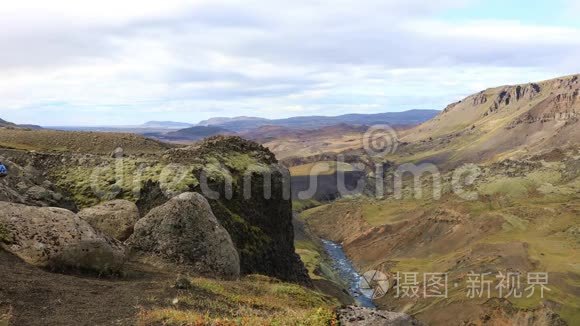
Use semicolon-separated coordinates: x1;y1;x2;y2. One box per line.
0;161;7;177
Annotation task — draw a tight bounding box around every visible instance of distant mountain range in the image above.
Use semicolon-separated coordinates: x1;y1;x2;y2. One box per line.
141;121;194;129
195;110;439;131
137;109;438;143
0;118;11;127
0;118;42;130
197;116;269;127
44;109;439;137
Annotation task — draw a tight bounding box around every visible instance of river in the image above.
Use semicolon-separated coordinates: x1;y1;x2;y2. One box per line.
321;239;376;308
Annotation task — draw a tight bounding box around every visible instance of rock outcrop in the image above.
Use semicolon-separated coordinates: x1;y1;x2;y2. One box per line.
0;155;76;210
162;136;311;284
78;200;140;241
337;306;424;326
203;137;310;284
2;136;311;284
0;202;127;274
127;192;240;280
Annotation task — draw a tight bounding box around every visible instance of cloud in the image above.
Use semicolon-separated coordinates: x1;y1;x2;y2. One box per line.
0;0;579;125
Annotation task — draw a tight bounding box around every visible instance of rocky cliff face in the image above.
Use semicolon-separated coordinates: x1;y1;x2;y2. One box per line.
164;136;310;284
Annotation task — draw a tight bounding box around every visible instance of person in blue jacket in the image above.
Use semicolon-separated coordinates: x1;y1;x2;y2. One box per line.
0;161;7;177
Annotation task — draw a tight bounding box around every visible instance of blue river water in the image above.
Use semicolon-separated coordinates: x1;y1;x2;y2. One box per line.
321;239;376;308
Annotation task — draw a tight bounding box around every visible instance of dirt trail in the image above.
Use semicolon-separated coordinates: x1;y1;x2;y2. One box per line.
0;250;176;326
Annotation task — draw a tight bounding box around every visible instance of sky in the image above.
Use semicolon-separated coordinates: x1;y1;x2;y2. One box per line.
1;0;580;126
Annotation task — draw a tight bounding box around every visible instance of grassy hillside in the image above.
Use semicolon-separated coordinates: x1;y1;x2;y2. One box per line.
302;147;580;325
233;74;580;171
0;118;41;130
261;125;371;160
289;161;356;176
293;212;355;306
0;128;171;154
137;275;338;325
0;118;15;127
391;74;580;167
0;250;338;326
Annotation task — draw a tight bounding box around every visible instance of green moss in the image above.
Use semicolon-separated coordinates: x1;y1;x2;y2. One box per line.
301;204;329;219
209;201;272;262
362;198;431;226
293;199;322;212
52;159;200;209
477;170;564;199
222;153;261;171
295;239;327;281
294;234;349;287
290;161;355;176
0;223;9;243
558;302;580;326
271;283;333;308
193;278;227;295
499;213;529;231
478;177;534;198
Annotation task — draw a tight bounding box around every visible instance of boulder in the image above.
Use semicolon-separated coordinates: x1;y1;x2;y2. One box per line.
78;200;140;241
127;192;240;279
0;157;76;210
0;202;127;274
25;185;52;201
0;183;24;203
337;306;424;326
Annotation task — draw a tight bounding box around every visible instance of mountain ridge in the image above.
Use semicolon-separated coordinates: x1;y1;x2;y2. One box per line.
140;121;194;129
197;116;268;127
0;117;42;130
196;109;439;131
396;73;580;166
